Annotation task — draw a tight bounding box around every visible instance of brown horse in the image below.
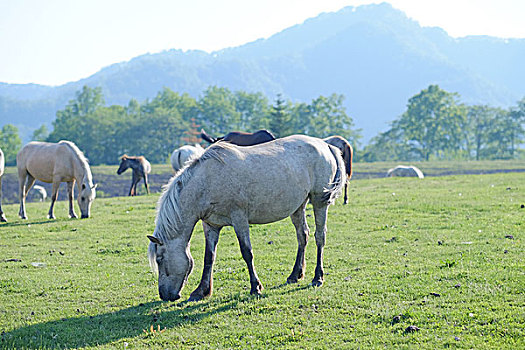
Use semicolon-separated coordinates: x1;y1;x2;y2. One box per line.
0;147;6;222
323;136;353;205
201;129;275;146
117;155;151;196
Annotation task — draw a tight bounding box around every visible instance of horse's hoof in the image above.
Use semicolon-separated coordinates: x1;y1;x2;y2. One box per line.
0;217;7;223
286;276;299;284
70;214;78;219
310;279;324;287
187;294;203;302
48;215;55;220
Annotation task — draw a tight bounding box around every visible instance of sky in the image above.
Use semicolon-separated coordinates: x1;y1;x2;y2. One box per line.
1;0;524;86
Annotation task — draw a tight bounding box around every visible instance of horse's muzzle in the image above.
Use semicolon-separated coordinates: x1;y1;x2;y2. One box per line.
160;289;181;302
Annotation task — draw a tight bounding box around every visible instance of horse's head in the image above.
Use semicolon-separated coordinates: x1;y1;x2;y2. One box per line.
117;155;129;175
78;182;97;218
148;235;194;301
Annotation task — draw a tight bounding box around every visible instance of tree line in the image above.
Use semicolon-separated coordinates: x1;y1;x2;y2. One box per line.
0;84;523;165
362;85;525;162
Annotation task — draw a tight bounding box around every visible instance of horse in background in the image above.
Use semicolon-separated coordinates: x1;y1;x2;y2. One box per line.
323;136;353;205
201;129;275;146
147;135;346;302
387;165;424;179
31;185;47;202
17;140;97;219
117;155;151;196
0;148;6;222
170;144;204;173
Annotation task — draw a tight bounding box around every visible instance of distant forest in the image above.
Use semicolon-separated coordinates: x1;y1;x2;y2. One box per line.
0;85;524;165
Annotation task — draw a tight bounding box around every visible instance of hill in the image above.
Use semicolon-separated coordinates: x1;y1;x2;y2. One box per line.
1;3;524;142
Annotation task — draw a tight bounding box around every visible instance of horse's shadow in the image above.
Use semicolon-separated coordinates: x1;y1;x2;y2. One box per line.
1;298;237;348
0;283;307;349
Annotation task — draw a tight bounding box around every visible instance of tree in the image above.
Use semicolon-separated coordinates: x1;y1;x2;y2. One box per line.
269;94;292;138
32;124;49;141
198;86;240;135
397;85;466;160
0;124;22;165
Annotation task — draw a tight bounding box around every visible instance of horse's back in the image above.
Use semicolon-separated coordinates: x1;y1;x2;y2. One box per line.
17;142;75;182
193;135;342;224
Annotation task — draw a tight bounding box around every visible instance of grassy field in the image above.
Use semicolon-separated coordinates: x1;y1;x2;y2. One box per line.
0;171;523;349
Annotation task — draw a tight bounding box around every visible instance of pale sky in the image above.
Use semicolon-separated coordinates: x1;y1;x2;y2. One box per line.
0;0;524;86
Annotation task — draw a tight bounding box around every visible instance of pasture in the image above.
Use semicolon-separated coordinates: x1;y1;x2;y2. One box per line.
0;169;523;349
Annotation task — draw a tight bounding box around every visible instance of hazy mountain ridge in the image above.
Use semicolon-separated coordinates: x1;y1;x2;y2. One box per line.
1;2;524;141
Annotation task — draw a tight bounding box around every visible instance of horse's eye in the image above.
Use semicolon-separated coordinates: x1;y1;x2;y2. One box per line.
81;197;85;201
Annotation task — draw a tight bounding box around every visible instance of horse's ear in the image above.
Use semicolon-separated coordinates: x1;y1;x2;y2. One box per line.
147;235;163;245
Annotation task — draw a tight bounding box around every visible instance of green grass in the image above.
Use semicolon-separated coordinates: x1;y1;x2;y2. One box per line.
0;172;523;349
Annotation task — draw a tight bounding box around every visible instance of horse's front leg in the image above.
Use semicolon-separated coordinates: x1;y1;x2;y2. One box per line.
189;222;221;302
232;215;263;296
0;178;6;222
287;200;309;284
18;171;34;219
311;204;329;287
67;181;77;218
128;173;137;196
48;181;60;219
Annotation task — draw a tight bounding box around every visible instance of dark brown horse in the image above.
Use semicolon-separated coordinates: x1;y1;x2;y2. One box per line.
201;129;275;146
117;155;151;196
323;136;353;205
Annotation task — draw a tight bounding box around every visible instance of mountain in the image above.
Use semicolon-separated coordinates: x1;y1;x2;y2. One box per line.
1;2;524;142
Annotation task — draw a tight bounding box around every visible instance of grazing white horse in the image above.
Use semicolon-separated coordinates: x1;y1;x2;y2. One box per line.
170;144;204;173
17;141;97;219
0;148;6;222
148;135;345;302
31;185;47;202
386;165;425;179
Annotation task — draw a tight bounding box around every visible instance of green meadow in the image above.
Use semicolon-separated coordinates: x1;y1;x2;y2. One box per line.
0;166;523;349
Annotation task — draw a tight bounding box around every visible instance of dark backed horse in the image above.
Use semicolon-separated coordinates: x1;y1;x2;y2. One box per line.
201;129;275;146
323;136;353;205
117;155;151;196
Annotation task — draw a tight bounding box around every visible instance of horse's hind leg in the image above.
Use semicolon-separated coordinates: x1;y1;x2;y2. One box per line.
67;181;77;218
343;183;348;205
48;181;60;219
287;199;310;284
189;222;222;302
311;203;329;287
232;214;263;296
143;174;149;194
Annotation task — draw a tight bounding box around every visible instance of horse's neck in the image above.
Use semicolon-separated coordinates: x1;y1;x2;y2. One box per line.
73;157;93;187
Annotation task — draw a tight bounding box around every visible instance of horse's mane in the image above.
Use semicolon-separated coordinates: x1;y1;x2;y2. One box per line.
153;143;238;243
58;141;92;182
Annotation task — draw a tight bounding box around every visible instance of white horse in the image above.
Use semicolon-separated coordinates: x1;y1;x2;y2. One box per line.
170;144;204;173
17;141;97;219
148;135;346;302
386;165;425;179
31;185;47;202
0;148;6;222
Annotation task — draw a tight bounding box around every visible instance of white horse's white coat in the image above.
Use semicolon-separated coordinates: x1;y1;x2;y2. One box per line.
170;144;204;172
386;165;425;179
149;135;345;302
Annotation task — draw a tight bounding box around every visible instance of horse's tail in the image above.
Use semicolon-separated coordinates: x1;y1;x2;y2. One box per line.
345;143;353;180
200;129;217;144
322;144;346;205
